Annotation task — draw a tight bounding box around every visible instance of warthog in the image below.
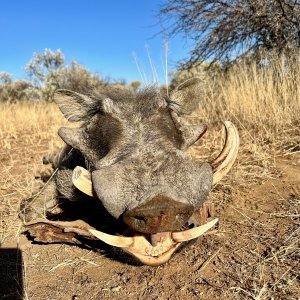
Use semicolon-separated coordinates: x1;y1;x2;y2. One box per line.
20;81;239;266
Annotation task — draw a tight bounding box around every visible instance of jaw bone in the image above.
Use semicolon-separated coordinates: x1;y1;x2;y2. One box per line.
25;215;218;266
89;218;218;266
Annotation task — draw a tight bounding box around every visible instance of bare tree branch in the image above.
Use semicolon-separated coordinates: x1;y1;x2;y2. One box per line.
159;0;300;68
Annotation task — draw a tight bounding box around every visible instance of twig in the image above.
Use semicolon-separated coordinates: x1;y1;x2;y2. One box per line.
198;246;223;272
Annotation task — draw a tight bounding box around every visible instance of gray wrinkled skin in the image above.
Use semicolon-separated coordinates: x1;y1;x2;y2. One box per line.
20;82;213;230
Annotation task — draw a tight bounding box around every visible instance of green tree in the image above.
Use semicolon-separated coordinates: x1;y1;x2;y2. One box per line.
25;49;107;101
129;80;141;91
0;72;37;102
0;72;13;86
57;61;104;94
25;49;65;101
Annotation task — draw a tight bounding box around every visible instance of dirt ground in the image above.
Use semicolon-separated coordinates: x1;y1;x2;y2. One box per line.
0;114;299;299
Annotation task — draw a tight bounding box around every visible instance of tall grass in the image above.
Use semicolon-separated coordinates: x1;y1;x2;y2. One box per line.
192;54;300;147
0;102;65;154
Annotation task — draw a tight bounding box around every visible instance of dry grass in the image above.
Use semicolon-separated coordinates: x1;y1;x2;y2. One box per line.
187;55;300;189
0;55;299;299
0;102;64;155
0;103;65;245
191;55;300;152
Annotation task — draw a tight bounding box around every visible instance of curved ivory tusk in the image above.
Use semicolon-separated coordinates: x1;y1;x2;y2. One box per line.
72;166;94;197
172;218;218;243
211;121;239;184
89;229;134;248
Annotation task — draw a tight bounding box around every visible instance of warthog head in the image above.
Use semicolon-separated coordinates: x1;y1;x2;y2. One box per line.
54;83;239;265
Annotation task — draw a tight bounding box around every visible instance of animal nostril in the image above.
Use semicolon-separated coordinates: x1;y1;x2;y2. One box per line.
122;196;194;233
134;216;147;226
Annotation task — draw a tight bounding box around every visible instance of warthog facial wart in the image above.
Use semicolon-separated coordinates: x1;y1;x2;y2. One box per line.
20;81;239;266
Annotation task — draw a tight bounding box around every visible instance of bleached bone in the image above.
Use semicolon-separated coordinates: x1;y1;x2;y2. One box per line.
89;218;218;266
25;217;218;266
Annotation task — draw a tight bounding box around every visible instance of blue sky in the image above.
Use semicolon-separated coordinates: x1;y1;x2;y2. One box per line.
0;1;190;85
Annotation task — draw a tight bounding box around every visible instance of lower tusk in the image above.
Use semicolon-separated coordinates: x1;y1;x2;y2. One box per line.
211;121;239;184
172;218;218;243
72;166;94;197
89;229;133;248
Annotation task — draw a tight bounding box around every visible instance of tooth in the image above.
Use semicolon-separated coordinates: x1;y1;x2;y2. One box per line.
72;166;94;197
172;218;218;242
89;229;133;248
129;244;181;267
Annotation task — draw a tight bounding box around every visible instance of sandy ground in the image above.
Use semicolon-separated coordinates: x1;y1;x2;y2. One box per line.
0;121;299;299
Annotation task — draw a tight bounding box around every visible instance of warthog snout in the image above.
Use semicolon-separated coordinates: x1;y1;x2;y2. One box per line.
122;195;194;233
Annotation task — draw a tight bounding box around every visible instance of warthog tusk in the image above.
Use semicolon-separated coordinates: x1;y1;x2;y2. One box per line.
89;229;134;248
89;218;218;266
211;121;239;185
89;219;218;250
171;218;218;243
72;166;93;197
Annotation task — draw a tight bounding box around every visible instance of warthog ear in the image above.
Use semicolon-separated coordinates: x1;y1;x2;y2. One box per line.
169;78;202;116
169;78;206;150
54;89;99;122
